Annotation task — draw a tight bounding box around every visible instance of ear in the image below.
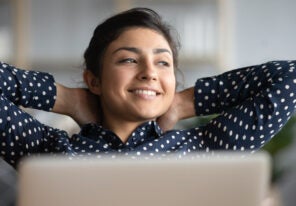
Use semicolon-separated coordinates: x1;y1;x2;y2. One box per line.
83;70;101;95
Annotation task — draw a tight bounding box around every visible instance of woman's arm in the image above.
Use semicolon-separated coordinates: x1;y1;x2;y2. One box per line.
157;88;195;131
0;61;100;126
0;62;56;111
0;62;99;167
159;60;296;152
52;84;100;126
0;62;63;166
191;60;296;151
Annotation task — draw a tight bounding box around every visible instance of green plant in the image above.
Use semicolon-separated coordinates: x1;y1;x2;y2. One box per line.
262;115;296;182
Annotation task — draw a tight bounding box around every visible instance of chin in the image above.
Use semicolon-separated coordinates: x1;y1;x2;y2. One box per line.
132;108;166;121
138;113;163;122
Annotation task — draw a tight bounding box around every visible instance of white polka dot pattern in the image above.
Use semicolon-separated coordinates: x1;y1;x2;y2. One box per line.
1;61;296;167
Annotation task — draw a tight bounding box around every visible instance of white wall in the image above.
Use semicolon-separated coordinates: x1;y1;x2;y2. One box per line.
230;0;296;68
28;0;115;64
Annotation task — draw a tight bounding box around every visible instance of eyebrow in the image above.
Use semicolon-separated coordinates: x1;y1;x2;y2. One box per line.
112;47;172;55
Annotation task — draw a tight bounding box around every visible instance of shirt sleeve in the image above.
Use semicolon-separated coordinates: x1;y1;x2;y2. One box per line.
0;62;70;167
191;60;296;151
0;61;56;111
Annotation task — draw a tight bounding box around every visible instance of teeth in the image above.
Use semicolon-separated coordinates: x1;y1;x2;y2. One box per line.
134;89;157;96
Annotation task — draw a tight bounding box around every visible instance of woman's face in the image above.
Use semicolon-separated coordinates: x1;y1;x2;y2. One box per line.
97;27;176;125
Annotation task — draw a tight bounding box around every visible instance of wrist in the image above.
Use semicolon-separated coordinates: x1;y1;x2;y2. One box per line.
175;87;195;120
52;83;76;117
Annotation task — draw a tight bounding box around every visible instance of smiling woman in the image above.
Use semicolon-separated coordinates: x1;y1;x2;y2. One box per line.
0;7;296;168
83;28;176;141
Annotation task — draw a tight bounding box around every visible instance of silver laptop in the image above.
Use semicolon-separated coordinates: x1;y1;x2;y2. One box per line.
17;152;271;206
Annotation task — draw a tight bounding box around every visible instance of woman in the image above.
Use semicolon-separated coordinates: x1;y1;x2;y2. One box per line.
0;8;296;168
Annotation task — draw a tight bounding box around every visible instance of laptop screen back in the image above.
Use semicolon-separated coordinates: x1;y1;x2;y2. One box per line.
17;152;271;206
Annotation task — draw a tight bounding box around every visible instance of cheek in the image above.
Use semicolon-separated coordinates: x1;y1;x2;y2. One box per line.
164;73;176;94
100;69;134;94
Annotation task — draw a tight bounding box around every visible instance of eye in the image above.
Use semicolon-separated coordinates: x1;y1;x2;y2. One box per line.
157;61;170;67
118;58;137;64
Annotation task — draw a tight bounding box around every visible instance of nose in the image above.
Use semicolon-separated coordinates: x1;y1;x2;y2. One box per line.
137;61;157;81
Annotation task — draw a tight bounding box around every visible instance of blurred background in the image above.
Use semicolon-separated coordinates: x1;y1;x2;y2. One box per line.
0;0;296;205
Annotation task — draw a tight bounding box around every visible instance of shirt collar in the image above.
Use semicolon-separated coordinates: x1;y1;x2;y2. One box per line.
79;121;163;149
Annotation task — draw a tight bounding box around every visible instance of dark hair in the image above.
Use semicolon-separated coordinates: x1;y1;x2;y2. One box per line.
83;7;180;77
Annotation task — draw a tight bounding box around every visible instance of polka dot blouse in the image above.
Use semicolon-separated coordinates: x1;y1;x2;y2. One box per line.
1;60;296;167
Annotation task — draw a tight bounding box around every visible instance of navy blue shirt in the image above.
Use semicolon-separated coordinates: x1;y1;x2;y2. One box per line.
1;61;296;167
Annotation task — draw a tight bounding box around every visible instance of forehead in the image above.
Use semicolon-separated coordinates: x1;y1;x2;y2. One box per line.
106;27;172;53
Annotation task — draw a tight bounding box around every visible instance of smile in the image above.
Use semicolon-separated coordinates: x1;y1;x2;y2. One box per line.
128;88;161;99
134;89;157;96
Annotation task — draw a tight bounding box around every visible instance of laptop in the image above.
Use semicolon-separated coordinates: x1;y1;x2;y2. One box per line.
17;152;271;206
